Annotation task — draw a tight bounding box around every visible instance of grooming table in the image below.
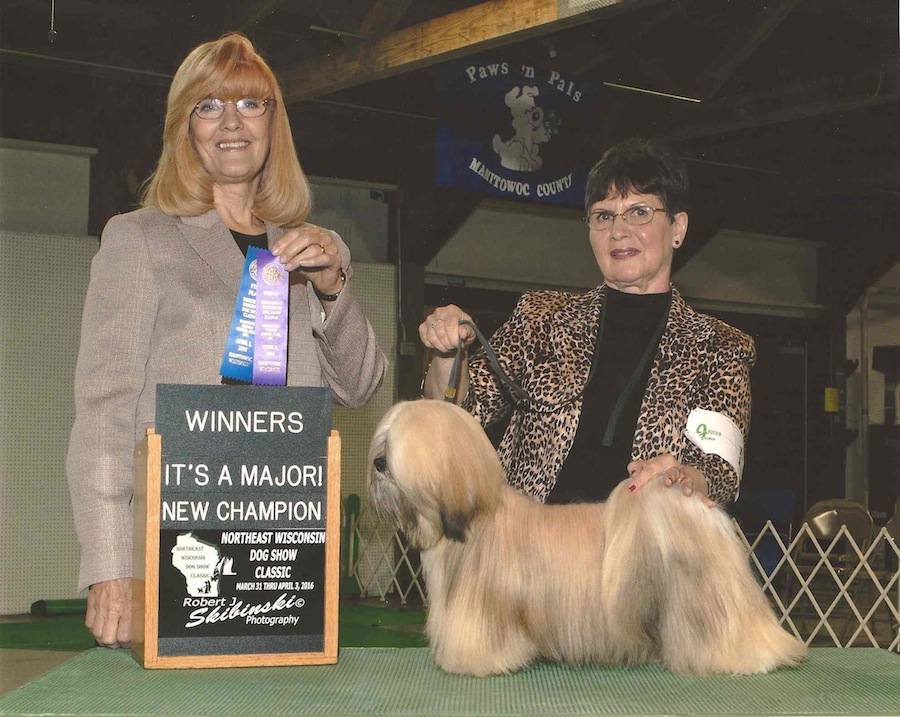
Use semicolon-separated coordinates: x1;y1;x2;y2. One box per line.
0;647;897;716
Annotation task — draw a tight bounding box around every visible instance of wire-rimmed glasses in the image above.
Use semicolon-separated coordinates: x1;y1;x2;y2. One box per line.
192;97;275;120
585;205;666;231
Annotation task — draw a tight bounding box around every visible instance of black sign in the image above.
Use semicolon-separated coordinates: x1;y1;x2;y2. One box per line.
153;384;331;657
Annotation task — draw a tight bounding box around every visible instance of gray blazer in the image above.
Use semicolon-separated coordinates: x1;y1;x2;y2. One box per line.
67;207;387;590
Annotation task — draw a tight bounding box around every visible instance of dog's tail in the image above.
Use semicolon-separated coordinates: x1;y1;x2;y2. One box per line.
600;477;807;675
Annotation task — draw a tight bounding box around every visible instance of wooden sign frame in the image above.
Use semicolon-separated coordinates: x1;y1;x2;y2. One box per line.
132;427;341;669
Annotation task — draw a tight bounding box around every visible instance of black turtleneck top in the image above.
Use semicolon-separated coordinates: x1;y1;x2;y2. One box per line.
546;287;671;504
230;228;267;255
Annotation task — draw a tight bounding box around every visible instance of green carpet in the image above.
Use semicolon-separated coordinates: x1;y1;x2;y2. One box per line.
0;600;426;651
1;647;898;716
337;601;427;648
0;616;94;651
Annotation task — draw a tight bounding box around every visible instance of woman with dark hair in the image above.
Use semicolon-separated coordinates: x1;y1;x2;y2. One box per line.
421;137;754;508
67;33;387;648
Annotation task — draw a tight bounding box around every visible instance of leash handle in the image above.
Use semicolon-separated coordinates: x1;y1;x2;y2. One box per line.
443;319;530;406
443;335;463;402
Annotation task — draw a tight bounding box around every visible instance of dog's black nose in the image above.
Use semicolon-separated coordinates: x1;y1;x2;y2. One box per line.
373;456;388;473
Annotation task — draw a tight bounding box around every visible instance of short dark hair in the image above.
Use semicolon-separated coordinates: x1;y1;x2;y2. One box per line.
584;138;689;219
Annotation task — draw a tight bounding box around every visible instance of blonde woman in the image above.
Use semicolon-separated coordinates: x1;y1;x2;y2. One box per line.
67;33;386;648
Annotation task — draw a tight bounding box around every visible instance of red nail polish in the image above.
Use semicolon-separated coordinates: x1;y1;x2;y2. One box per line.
628;484;636;493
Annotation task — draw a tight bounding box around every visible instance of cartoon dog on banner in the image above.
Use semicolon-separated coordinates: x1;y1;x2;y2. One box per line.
492;86;552;172
368;399;807;677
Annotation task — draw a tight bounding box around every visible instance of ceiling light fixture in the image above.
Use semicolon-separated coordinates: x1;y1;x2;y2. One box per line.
602;81;701;103
309;24;369;40
48;0;57;43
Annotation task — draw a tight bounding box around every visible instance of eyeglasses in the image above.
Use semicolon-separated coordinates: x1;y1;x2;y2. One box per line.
192;97;275;120
585;205;666;231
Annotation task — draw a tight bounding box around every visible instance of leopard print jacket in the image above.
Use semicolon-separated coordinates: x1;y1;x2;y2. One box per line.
461;285;755;505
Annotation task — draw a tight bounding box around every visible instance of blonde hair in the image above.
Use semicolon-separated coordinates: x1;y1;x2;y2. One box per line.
142;33;310;227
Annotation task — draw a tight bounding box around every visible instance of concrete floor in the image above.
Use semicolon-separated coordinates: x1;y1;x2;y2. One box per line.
0;612;87;696
0;647;82;696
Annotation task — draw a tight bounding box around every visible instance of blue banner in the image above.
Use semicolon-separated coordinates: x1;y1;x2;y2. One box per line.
436;60;597;207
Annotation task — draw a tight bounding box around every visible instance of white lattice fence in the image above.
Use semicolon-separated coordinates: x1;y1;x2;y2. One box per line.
346;503;426;604
741;521;899;651
344;499;900;652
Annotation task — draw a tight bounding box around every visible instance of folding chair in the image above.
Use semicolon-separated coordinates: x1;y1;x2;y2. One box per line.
788;499;874;644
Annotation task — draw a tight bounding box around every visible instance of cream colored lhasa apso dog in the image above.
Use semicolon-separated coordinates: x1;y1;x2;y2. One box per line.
368;399;806;677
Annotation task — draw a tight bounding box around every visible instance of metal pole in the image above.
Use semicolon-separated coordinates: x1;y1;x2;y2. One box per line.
803;336;809;515
860;289;870;508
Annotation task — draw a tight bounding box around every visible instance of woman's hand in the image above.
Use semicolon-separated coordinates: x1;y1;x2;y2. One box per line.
86;577;131;648
626;454;714;507
419;305;477;355
420;305;476;402
272;222;344;296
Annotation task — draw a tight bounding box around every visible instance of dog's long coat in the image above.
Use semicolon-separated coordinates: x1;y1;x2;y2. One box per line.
369;400;806;677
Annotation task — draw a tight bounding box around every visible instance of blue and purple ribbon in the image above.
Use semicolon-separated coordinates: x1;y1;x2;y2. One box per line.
220;247;288;385
252;250;289;385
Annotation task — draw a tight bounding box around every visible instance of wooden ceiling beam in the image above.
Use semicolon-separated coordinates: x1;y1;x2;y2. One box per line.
657;61;900;143
571;2;680;75
692;0;804;101
313;3;362;47
359;0;414;38
239;0;283;34
280;0;668;103
311;1;412;49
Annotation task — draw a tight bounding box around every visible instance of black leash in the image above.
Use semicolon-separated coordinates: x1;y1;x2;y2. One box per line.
444;311;667;436
443;315;606;412
444;319;534;405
